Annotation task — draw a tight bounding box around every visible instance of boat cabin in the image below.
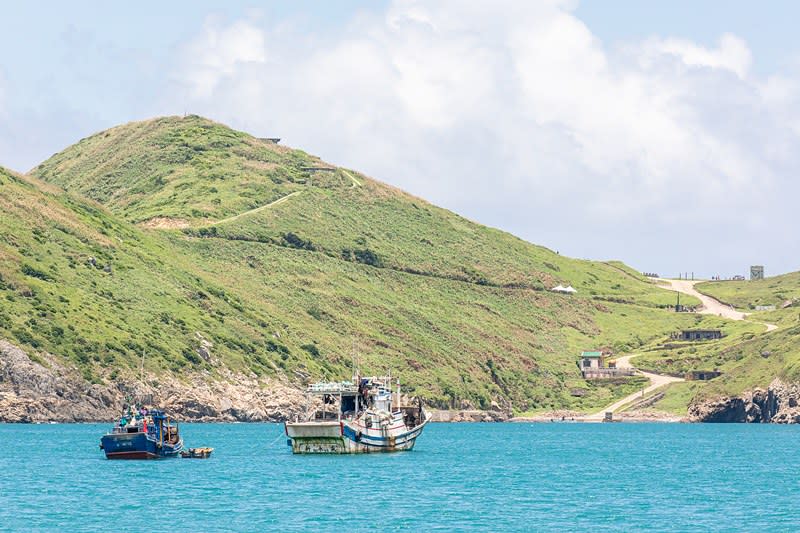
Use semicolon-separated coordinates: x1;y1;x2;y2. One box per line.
111;407;180;444
304;376;424;428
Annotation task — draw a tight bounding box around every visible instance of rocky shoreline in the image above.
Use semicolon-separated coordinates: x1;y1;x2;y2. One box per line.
5;339;800;424
430;409;512;422
0;340;306;423
688;378;800;423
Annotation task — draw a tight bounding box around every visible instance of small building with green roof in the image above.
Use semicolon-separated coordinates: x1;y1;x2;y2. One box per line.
580;351;604;372
579;350;633;379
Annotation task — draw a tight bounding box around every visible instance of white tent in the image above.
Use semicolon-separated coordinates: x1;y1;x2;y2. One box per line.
551;284;577;294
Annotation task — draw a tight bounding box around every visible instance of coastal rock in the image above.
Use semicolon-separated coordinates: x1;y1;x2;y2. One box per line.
0;339;306;423
688;379;800;423
430;409;511;422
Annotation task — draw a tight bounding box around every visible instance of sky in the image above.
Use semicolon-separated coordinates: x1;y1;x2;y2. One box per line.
0;0;798;278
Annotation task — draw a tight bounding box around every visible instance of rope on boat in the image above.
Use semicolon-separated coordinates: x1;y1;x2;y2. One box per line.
268;431;287;447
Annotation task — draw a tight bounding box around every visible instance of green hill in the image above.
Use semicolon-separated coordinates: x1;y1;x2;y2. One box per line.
634;276;800;417
32;116;684;306
0;116;714;418
697;274;800;310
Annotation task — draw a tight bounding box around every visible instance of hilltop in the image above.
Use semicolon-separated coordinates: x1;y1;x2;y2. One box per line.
34;116;681;304
1;116;717;421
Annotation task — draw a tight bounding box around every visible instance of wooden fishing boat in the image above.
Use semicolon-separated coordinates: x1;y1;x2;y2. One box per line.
285;376;430;454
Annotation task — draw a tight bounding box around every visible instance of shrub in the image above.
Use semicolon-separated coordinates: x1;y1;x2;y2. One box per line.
21;264;52;281
266;340;290;355
12;328;39;348
301;344;320;357
182;348;202;365
282;232;315;250
342;248;383;267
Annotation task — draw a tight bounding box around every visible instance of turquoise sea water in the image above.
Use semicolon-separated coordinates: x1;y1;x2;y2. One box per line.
1;422;798;532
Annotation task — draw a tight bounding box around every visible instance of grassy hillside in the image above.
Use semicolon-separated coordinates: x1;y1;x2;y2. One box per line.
0;167;293;385
698;273;800;310
0;116;723;413
32;116;690;308
645;321;800;414
636;274;800;413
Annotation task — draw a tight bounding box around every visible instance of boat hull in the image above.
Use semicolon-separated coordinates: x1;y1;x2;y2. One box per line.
285;418;429;454
100;432;183;460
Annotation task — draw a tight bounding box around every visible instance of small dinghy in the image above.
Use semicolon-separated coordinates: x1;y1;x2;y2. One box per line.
180;447;214;459
100;404;183;459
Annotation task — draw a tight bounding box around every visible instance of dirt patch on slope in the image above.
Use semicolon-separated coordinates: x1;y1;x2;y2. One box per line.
140;217;191;229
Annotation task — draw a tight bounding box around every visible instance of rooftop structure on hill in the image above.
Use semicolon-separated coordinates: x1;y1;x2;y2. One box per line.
579;350;634;379
750;265;764;280
685;370;722;381
672;329;723;342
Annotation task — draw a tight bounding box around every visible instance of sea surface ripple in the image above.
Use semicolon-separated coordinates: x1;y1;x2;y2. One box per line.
1;422;798;532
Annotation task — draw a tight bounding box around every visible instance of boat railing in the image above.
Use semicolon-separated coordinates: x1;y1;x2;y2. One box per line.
307;381;359;394
312;410;342;421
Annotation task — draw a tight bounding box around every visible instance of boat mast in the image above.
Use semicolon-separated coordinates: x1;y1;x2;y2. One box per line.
352;339;359;415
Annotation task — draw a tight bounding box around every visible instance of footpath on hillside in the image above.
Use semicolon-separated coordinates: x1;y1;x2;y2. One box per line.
212;190;304;226
205;170;360;227
581;278;778;421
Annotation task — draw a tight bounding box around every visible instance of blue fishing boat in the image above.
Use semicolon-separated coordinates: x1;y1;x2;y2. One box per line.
100;405;183;459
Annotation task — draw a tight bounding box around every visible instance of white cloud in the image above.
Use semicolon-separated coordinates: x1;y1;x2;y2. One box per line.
162;1;800;275
642;33;753;79
175;17;267;100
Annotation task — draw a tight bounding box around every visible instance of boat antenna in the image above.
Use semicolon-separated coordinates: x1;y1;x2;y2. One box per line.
140;350;146;385
351;338;359;382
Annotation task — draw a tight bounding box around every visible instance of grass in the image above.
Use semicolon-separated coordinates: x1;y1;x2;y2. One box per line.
33;116;697;309
697;273;800;310
0;115;744;415
649;382;702;415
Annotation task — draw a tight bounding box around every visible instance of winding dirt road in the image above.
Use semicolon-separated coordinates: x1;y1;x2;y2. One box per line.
657;278;746;320
658;278;778;331
585;278;778;420
584;354;684;420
